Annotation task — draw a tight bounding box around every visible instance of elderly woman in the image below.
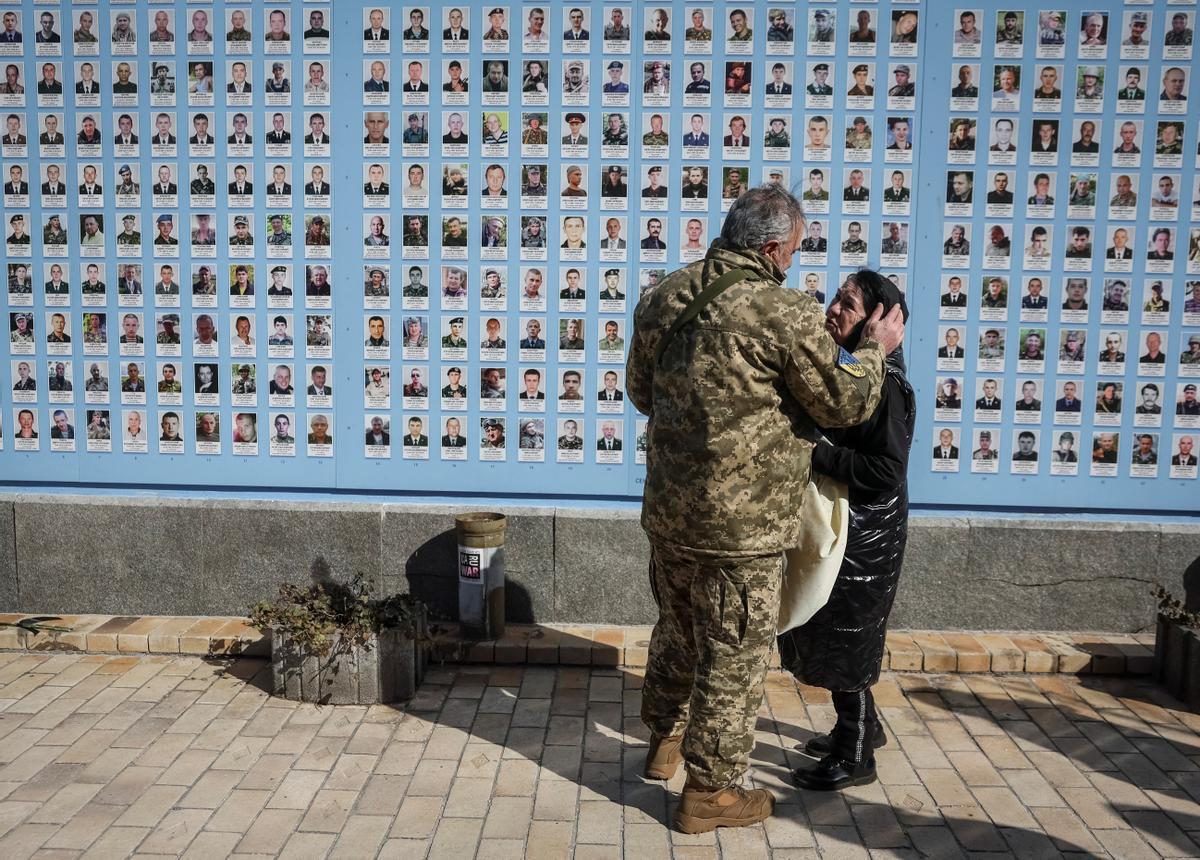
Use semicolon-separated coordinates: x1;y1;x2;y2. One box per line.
780;269;915;791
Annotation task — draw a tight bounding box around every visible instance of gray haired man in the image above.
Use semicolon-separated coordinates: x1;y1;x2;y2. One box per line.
626;184;904;832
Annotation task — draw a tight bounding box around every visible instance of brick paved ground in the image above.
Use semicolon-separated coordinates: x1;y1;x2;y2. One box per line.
0;652;1198;858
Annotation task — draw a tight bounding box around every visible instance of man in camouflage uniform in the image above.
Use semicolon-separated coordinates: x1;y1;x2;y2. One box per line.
845;117;872;150
85;364;108;392
229;215;254;247
481;417;505;447
602;114;627;146
308;316;331;348
685;9;712;41
480;269;504;300
267;216;291;247
841;222;868;254
603;11;630;41
365;268;389;299
117;214;141;246
226;10;252;42
557;419;583;449
43;215;68;247
232;365;255;394
156;316;180;345
402;266;427;298
627;184;904;833
521;116;547;146
763;118;790;149
441;317;467;348
642;116;669;147
157;363;182;394
810;10;835;42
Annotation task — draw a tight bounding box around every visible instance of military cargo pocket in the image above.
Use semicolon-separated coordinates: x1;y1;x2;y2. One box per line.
647;550;665;609
710;574;750;647
715;729;752;770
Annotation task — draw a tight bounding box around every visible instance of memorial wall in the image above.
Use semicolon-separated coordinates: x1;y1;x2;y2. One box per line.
0;0;1196;513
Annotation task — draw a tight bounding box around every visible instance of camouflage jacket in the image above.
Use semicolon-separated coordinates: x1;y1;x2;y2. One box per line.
627;240;885;556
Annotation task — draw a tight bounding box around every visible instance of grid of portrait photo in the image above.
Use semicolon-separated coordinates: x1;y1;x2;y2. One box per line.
1;1;1197;500
378;2;930;468
930;5;1199;483
2;2;333;459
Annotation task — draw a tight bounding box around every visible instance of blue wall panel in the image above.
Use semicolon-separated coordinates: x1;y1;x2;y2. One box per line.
0;0;1196;513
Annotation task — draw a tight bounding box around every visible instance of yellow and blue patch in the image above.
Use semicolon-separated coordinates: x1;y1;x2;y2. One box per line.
836;347;866;378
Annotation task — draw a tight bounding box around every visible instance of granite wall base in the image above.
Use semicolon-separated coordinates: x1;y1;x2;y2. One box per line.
0;500;15;610
4;493;1195;634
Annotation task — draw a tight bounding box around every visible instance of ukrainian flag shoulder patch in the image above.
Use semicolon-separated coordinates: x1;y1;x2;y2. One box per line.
836;346;867;378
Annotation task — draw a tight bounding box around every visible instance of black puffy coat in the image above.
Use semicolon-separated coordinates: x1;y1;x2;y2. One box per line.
779;361;915;692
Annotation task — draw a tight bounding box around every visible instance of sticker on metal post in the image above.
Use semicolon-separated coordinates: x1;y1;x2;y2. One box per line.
459;550;481;580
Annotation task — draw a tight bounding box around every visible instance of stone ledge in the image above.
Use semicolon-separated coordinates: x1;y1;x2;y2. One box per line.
0;613;267;657
0;613;1155;675
433;626;1156;675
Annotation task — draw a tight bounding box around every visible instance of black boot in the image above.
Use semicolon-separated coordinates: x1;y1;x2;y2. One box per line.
795;689;881;790
793;754;877;791
802;720;886;757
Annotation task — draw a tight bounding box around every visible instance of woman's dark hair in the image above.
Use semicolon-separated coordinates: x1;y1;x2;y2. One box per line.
846;269;909;368
849;269;907;321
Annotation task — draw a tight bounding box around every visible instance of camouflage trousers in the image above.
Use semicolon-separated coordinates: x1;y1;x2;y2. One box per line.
640;542;783;787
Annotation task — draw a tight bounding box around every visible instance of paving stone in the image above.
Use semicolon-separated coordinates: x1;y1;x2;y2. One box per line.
390;796;443;840
297;788;357;833
41;802;123;851
533;778;579;821
27;782;101;824
763;803;816;849
234;808;302;855
157;749;219;786
265;769;325;810
811;824;870;858
494;759;539;797
74;825;149;858
482;796;533;841
1092;828;1159;860
0;654;1194;860
526;821;574;859
942;805;1007;852
407;759;457;797
1122;808;1200;857
137;807;212;855
179;830;241;859
477;837;530;859
328;814;391;859
235;754;295;791
1030;805;1106;855
970;786;1039;829
133;731;192;769
353;774;408;817
278;830;337;859
427;816;483;860
1145;787;1200;832
203;788;271;833
9;762;85;804
443;777;493;818
322;753;375;793
1059;785;1132;830
112;783;187;828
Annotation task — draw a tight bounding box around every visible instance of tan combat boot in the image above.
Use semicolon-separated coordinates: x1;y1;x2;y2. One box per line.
643;733;683;780
674;777;774;834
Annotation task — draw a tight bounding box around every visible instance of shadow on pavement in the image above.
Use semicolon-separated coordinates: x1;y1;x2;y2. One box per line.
233;563;1195;854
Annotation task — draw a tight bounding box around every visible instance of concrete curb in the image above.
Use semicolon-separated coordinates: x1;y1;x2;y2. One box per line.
0;613;1155;675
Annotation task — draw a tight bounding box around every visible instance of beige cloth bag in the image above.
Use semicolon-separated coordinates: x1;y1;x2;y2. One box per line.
777;471;849;634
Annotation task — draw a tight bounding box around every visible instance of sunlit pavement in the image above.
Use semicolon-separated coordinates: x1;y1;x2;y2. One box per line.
0;652;1198;858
